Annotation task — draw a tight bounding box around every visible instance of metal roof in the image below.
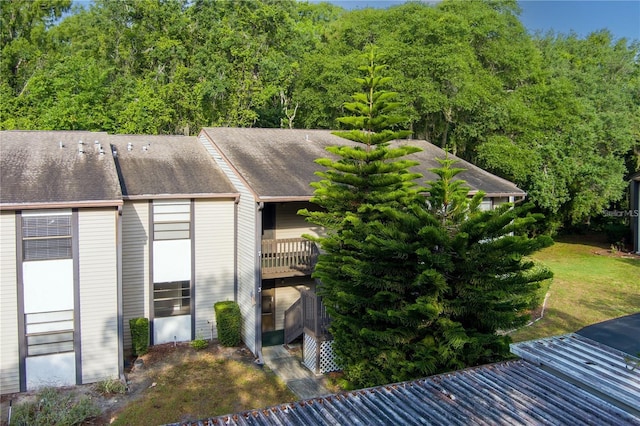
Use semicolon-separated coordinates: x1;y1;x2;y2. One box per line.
168;357;639;426
511;333;640;416
200;128;525;201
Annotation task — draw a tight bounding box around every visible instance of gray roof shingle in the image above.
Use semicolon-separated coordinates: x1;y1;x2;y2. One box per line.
1;131;122;208
109;135;237;198
201;127;525;201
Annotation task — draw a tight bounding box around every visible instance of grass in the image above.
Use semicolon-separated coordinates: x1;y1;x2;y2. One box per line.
111;352;296;425
510;234;640;342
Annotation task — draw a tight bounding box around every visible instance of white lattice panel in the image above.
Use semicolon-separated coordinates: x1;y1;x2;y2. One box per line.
319;340;340;373
303;333;340;374
303;333;317;371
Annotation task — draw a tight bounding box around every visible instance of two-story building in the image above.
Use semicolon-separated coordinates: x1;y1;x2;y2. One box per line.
1;127;527;393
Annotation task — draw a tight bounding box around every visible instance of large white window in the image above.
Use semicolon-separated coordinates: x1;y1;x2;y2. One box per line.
22;211;72;260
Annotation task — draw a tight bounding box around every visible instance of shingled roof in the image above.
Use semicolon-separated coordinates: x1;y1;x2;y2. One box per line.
200;127;525;201
109;135;237;199
0;131;122;209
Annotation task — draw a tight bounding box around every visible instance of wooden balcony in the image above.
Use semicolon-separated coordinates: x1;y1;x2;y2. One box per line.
261;238;319;279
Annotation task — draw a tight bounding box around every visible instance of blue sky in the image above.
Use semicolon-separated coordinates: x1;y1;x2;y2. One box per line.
317;0;640;41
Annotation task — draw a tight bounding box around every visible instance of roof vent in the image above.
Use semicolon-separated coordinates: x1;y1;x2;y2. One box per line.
59;141;64;149
78;146;84;155
99;144;105;155
305;134;309;141
142;144;149;152
127;142;133;151
112;148;118;158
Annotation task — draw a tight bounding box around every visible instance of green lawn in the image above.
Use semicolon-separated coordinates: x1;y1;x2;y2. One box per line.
510;234;639;342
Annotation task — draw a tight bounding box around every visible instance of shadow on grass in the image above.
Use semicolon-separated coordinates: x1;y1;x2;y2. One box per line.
576;290;640;319
510;307;584;342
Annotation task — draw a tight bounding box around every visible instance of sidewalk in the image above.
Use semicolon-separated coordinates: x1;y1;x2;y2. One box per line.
261;345;330;399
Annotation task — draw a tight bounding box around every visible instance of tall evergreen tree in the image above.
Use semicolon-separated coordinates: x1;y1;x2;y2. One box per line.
300;48;450;388
424;159;554;367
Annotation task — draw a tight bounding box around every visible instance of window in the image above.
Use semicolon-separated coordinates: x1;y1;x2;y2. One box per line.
153;200;190;240
25;310;74;356
22;211;72;261
154;281;190;317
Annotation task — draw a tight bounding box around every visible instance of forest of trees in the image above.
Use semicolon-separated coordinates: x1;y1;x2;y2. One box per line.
2;0;639;231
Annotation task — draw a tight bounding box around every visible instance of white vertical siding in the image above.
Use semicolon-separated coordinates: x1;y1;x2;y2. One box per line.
0;211;19;394
200;135;257;354
276;202;324;239
194;200;235;340
121;201;150;351
78;208;119;383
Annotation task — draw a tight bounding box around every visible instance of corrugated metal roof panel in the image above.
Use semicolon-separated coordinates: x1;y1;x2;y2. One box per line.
511;333;640;415
170;359;640;426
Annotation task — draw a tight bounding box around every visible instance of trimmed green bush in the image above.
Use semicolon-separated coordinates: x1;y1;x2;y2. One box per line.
129;317;149;356
214;301;242;347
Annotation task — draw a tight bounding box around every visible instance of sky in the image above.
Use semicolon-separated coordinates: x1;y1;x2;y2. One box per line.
318;0;640;42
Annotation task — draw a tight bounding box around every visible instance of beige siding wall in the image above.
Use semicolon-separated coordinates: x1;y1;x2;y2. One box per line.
78;208;119;383
274;286;302;330
275;202;324;240
194;200;235;339
200;135;256;354
121;201;150;351
0;211;19;394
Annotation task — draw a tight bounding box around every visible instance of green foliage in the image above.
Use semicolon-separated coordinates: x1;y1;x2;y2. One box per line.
214;301;242;347
1;0;636;228
93;378;127;395
129;317;149;356
9;387;100;426
423;160;554;366
301;48;450;388
190;337;209;350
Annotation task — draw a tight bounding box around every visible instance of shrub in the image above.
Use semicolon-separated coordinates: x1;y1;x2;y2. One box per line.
214;301;242;347
129;317;149;356
93;377;126;395
190;337;209;350
9;387;100;426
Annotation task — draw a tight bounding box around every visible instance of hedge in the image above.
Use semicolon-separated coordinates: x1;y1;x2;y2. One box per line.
129;317;149;356
214;301;242;347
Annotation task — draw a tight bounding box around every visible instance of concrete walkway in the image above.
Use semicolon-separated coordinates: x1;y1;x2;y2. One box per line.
262;345;330;399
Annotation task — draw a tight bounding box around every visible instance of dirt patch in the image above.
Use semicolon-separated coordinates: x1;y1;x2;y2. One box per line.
0;340;257;425
592;247;640;259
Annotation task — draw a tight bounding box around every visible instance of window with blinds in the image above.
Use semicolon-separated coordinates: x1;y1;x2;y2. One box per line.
153;200;191;240
153;281;191;317
22;212;72;261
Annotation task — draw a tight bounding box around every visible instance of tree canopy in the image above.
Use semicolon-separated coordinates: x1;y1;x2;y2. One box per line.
2;0;638;229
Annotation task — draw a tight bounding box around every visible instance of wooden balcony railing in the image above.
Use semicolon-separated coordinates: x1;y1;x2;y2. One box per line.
283;287;331;343
261;238;319;279
301;288;331;340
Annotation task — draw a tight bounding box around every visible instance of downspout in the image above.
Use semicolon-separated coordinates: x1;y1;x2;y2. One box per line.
116;205;124;380
234;196;239;302
255;201;264;365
